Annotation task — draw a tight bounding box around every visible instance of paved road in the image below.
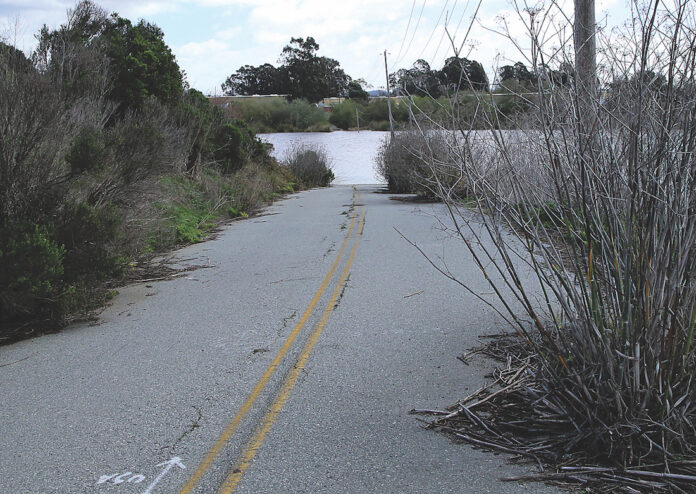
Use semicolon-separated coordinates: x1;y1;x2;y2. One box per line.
0;185;555;494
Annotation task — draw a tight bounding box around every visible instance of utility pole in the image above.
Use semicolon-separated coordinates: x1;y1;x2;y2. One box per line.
383;50;395;138
574;0;596;135
355;106;360;131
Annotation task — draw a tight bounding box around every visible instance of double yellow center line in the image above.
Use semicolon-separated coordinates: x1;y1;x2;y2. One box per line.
180;188;366;494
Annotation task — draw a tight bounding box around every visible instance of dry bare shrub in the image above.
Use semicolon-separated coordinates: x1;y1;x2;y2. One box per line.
376;129;488;199
409;1;696;490
283;143;334;188
229;163;275;212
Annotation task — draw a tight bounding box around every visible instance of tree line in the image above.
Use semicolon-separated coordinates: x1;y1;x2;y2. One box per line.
222;37;575;103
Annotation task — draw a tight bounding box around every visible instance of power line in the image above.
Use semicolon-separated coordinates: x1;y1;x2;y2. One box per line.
451;0;472;48
429;0;460;66
427;0;459;66
395;0;427;67
417;0;450;59
430;26;449;65
457;0;483;55
393;0;417;65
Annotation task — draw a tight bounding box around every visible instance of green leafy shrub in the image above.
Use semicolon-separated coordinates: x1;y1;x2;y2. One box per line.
306;120;332;132
172;205;212;244
287;99;326;129
213;123;244;172
0;221;65;321
211;118;266;173
328;100;357;129
0;2;297;339
111;116;166;184
222;98;327;133
53;202;125;283
66;127;106;175
367;120;390;131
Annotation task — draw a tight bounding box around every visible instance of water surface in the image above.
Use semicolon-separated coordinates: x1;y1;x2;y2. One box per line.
258;131;388;185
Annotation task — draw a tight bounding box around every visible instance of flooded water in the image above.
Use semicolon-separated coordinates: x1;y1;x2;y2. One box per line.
258;131;388;185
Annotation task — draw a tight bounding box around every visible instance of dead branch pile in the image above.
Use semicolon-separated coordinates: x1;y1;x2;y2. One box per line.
413;334;696;493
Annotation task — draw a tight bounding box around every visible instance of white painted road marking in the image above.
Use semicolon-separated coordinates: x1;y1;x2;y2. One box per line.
97;472;145;484
98;457;185;492
142;457;186;494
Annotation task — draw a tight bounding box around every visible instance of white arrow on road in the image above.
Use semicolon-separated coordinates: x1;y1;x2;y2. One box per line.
141;457;186;494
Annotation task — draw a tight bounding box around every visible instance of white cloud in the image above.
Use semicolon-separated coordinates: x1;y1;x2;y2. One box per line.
1;0;635;92
177;38;240;94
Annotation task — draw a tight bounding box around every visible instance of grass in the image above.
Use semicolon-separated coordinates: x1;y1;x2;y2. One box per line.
147;162;296;252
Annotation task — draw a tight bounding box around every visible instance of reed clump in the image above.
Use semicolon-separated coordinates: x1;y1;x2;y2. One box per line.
409;2;696;491
283;143;334;188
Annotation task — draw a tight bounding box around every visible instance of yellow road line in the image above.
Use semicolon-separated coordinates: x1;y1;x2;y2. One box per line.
218;208;366;494
179;189;359;494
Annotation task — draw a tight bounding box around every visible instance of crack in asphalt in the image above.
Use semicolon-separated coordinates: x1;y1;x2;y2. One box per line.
163;405;203;456
278;310;298;336
333;274;351;310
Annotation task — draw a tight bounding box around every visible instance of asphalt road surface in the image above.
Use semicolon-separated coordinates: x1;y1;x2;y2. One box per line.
0;185;556;494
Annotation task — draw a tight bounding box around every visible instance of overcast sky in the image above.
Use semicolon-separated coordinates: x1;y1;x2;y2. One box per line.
1;0;629;95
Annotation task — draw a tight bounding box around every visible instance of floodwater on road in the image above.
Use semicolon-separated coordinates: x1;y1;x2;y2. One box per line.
258;130;388;185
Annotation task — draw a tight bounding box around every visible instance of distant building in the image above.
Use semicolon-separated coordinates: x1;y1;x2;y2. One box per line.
207;94;289;108
321;97;346;107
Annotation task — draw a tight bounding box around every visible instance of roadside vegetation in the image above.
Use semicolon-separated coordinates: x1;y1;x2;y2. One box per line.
222;90;536;135
0;1;327;343
220;98;330;133
388;1;696;491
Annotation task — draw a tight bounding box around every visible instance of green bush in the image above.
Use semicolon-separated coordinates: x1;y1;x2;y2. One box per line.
54;202;125;283
368;120;390;131
172;205;213;244
287;99;325;129
66;127;106;175
306;120;332;132
361;99;409;123
212;118;266;173
108;113;166;184
0;221;65;321
328;100;357;129
226;98;327;132
0;3;299;338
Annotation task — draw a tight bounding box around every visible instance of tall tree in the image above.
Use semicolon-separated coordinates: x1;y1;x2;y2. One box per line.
35;1;183;110
278;37;349;102
34;0;111;96
497;62;536;87
222;63;288;95
440;56;489;91
0;42;34;74
395;59;441;97
223;37;349;101
317;56;350;99
103;17;183;110
347;80;368;100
